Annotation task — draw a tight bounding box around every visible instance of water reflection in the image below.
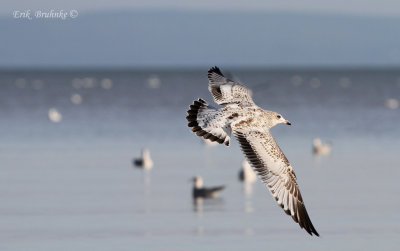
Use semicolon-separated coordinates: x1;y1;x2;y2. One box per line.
242;183;255;213
193;197;203;213
193;197;225;213
239;160;256;183
242;182;254;197
142;170;151;186
244;227;255;236
137;169;151;197
313;154;331;166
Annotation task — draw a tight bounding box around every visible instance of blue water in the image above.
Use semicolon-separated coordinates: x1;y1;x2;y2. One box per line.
0;69;399;250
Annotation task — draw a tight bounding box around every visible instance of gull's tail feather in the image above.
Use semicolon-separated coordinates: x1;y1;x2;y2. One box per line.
194;186;225;198
206;185;225;197
186;99;231;146
209;185;225;193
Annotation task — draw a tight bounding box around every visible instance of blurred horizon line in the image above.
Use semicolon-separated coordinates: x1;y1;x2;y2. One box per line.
2;65;400;73
3;10;400;69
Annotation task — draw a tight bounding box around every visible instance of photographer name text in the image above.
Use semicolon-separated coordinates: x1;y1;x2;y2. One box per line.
13;9;79;20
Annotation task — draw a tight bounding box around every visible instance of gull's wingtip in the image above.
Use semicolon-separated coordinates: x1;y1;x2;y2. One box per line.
305;226;319;237
311;226;320;237
208;66;224;76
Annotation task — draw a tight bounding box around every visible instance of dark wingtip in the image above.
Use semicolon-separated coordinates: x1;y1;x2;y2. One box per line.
310;224;320;237
300;206;320;237
208;66;224;77
308;229;320;237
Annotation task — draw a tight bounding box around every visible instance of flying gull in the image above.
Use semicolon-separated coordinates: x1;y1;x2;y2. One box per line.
191;176;225;198
186;67;319;236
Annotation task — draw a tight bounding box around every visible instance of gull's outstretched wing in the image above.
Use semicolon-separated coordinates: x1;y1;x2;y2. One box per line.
208;66;254;106
186;99;231;146
232;127;319;236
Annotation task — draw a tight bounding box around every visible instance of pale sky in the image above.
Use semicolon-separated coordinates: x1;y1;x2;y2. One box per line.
3;0;400;17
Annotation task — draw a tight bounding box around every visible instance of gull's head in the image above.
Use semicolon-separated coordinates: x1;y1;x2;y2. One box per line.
313;138;322;146
142;148;151;159
191;176;203;188
267;111;291;128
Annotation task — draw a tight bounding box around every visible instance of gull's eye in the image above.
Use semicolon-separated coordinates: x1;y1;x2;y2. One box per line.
276;115;281;119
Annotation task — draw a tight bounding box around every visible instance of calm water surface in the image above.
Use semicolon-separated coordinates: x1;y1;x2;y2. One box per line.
0;69;399;250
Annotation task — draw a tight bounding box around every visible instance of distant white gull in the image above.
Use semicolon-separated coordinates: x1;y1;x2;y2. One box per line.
191;176;225;199
385;98;399;109
186;66;319;236
239;160;257;183
48;108;62;123
133;149;153;169
201;138;219;147
100;78;113;89
313;138;331;156
70;94;83;105
146;75;161;89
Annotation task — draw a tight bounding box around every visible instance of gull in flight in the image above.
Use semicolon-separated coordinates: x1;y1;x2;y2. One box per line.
186;67;319;236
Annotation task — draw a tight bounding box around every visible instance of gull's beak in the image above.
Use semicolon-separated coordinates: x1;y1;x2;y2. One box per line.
285;120;291;125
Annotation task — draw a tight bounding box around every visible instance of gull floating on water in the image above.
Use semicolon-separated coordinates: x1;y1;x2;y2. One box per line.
133;149;153;169
313;138;331;156
100;78;113;89
186;67;319;236
191;176;225;198
239;160;257;183
385;98;399;110
70;93;83;105
146;75;161;89
202;138;219;147
48;108;62;123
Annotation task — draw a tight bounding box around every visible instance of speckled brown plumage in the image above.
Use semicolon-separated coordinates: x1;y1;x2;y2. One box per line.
186;66;319;236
